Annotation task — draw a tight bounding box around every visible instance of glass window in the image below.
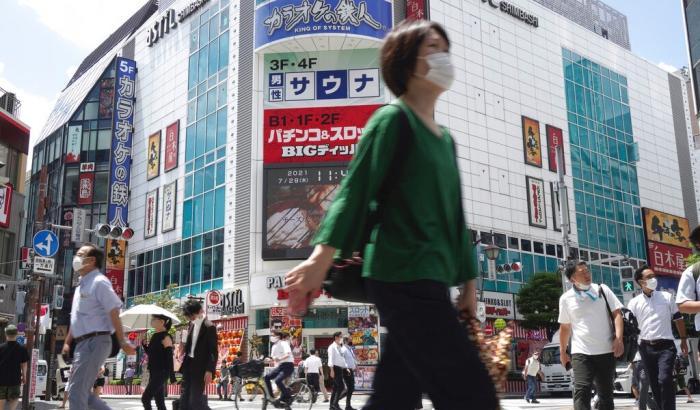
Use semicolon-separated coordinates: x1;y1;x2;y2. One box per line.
196;119;207;157
63;168;79;204
188;53;199;90
202;248;212;282
183;200;193;238
198;45;209;83
521;239;532;252
218;82;227;108
534;255;546;272
209;15;220;39
186;125;196;162
84;102;99;120
199;22;209;48
204;164;215;192
194;169;204;195
206;113;217;152
208;37;219;77
221;8;229;30
216;161;225;186
181;254;191;285
192;251;202;283
93;171;109;202
214;245;223;278
193;196;203;235
215;187;225;228
203;191;215;232
217;108;227;147
546;244;556;256
219;31;229;69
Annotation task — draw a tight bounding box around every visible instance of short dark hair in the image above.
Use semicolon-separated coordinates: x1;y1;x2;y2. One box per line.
565;260;587;279
333;331;342;339
236;352;242;357
182;299;203;317
380;19;450;97
310;349;316;355
83;244;104;269
635;265;652;285
690;226;700;250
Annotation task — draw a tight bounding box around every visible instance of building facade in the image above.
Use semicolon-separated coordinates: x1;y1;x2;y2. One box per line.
0;87;29;320
30;0;691;382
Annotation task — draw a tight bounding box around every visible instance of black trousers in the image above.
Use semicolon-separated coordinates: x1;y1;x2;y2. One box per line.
571;353;616;410
307;373;321;401
142;371;167;410
180;361;210;410
331;366;353;407
335;368;356;407
640;341;677;410
363;279;498;410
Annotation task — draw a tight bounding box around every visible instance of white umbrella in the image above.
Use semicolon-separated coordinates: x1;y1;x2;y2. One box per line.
119;304;181;330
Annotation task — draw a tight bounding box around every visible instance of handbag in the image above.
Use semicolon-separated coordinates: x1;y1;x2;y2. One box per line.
599;284;639;362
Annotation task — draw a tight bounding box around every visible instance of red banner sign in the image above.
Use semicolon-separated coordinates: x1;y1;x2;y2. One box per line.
0;184;12;228
406;0;429;20
263;105;382;164
546;125;565;173
647;241;692;277
164;120;179;172
78;173;94;205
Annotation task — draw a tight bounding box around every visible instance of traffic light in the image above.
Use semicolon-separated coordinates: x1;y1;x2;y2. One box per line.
94;224;134;241
622;280;635;293
53;285;64;310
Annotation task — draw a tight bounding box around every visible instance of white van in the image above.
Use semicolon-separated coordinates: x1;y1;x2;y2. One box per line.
540;342;573;393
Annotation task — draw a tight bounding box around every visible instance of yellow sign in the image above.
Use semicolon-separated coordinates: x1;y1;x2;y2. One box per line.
55;325;68;341
642;208;691;248
147;130;161;180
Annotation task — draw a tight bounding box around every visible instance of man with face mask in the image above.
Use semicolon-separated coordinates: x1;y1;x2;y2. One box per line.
180;299;218;410
558;260;624;410
628;266;688;410
61;244;135;410
264;330;294;408
522;351;544;404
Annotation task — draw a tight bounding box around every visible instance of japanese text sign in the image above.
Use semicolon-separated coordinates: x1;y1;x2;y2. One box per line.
647;241;692;277
164;120;180;172
107;57;136;228
642;208;691;248
526;176;546;228
255;0;393;49
405;0;429;20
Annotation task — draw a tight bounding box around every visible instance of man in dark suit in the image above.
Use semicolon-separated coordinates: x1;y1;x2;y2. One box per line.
180;299;218;410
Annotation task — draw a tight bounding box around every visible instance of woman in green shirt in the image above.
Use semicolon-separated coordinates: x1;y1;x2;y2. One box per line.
285;20;497;409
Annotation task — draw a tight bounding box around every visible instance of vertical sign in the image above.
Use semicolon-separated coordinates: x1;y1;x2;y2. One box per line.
347;306;379;391
71;208;87;243
550;182;569;233
66;125;82;163
78;172;94;205
147;130;161;180
164;121;179;172
29;348;38;400
522;116;542;167
106;57;136;299
406;0;429;20
0;184;12;228
162;181;177;233
144;189;158;238
526;176;547;228
546;125;565;173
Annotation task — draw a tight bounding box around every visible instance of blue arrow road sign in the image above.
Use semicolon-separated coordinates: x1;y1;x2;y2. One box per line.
33;230;59;257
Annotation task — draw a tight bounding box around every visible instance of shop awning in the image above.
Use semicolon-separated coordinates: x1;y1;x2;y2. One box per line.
0;108;29;154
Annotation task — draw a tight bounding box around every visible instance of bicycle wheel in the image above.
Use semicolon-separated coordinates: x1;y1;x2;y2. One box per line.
235;380;267;410
287;380;314;409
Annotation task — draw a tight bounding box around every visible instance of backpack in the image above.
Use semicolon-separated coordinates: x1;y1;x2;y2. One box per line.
599;284;640;362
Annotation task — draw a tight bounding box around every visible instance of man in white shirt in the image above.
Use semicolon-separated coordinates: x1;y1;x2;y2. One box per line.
522;351;544;404
327;332;352;410
264;331;294;407
630;266;688;410
677;227;700;335
339;337;357;410
303;350;324;403
558;261;624;410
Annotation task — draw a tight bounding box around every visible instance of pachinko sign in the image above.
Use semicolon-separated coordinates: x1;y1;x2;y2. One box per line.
255;0;394;49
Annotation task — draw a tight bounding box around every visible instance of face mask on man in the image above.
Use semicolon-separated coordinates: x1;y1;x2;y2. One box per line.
72;256;85;271
575;282;591;291
418;52;455;90
645;277;657;291
270;336;279;344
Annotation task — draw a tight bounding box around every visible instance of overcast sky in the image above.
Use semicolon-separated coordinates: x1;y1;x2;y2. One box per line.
0;0;690;171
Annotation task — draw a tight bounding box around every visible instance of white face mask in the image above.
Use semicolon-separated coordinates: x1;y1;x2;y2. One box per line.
72;256;85;271
418;52;455;91
575;282;591;291
645;278;657;291
270;336;279;344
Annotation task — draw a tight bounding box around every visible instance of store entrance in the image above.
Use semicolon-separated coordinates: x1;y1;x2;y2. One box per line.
313;337;334;363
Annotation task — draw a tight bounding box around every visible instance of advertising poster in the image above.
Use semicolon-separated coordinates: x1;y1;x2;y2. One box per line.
164;120;179;172
354;366;376;391
162;181;177;233
264;105;382;164
642;208;691;248
526;176;546;228
0;185;11;228
264;49;384;108
255;0;393;49
147;131;161;180
269;307;304;364
66;125;82;163
144;189;158;238
522;116;542;167
546;125;564;173
99;78;115;118
347;306;379;365
263;165;347;260
105;239;127;297
78;172;95;205
647;241;692;277
107;57;136;228
406;0;429;20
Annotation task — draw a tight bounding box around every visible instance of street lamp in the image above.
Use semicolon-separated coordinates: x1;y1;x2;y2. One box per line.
483;244;502;261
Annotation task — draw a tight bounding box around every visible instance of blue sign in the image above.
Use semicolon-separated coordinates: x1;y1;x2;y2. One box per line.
317;70;348;100
107;57;137;227
33;230;59;257
255;0;394;49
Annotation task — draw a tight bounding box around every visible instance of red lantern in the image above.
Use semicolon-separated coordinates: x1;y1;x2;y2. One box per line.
128;332;137;341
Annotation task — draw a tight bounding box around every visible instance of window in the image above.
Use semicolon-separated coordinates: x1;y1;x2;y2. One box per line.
63;168;79;204
0;232;15;276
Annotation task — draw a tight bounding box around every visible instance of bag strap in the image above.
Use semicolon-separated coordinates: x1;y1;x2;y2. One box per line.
598;283;615;332
693;263;700;301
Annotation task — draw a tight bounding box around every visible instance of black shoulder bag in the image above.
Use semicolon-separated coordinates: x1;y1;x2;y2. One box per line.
599;283;639;362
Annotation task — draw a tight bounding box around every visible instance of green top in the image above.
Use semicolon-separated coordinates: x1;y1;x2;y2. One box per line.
312;101;477;286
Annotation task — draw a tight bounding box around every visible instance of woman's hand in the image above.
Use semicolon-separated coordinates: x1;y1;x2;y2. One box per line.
285;244;336;306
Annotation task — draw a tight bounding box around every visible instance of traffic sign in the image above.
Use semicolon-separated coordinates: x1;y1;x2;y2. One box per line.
33;257;55;275
622;280;635;293
71;208;87;243
32;230;59;257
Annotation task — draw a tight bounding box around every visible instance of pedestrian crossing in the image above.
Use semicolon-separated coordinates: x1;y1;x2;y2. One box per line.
104;397;375;409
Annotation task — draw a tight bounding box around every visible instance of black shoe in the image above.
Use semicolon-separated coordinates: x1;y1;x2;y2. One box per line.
525;397;530;403
531;399;540;404
323;399;330;403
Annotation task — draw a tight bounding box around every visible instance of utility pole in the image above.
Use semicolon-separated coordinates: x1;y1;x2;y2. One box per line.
555;142;571;293
21;276;43;410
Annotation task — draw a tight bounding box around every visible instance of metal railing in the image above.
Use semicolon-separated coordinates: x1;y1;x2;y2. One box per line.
0;86;21;118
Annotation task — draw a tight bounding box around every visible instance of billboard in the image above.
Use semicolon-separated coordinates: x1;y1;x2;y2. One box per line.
526;176;546;228
405;0;429;19
78;172;94;205
0;184;12;228
264;49;384;108
255;0;393;49
147;130;161;180
263;165;347;259
164;120;180;172
546;125;564;173
264;104;382;164
162;181;177;233
105;239;127;297
642;208;690;248
522;116;542;167
144;189;158;239
647;241;692;278
66;125;82;163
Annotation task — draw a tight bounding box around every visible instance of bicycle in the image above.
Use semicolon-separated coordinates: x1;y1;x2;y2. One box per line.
233;360;314;410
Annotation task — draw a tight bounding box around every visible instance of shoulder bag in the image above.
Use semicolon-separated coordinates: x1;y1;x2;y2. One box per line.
599;283;639;362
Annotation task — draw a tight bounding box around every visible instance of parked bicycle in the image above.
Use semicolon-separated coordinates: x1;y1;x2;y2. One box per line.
233;359;314;410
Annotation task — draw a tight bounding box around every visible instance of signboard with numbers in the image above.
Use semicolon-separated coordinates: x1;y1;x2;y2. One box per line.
264;49;384;108
255;0;394;49
264;104;382;164
263;165;348;260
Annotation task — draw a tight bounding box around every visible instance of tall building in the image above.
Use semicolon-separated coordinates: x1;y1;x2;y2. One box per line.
0;87;30;320
30;0;690;389
683;0;700;118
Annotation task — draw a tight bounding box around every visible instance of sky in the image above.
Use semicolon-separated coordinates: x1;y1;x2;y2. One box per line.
0;0;691;171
